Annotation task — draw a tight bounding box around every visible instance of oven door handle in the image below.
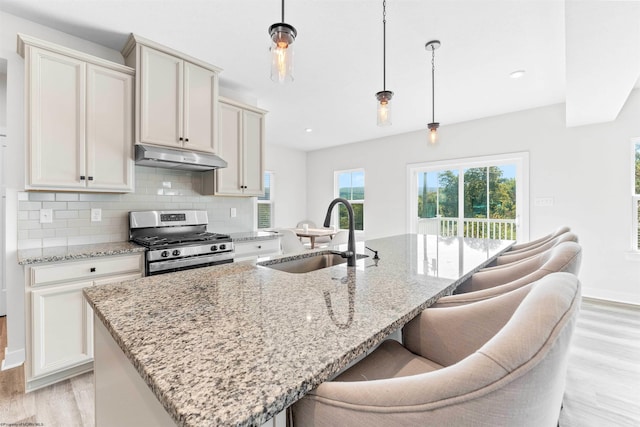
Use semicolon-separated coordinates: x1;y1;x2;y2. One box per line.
147;252;235;274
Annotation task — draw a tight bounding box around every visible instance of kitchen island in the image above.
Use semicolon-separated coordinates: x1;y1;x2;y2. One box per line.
83;234;513;427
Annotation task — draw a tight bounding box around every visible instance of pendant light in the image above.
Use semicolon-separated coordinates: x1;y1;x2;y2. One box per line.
376;0;393;127
269;0;297;83
426;40;441;144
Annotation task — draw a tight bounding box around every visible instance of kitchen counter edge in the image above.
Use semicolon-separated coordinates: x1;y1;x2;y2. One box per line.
17;241;147;265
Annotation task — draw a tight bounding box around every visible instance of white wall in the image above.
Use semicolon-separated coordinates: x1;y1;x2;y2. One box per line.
307;90;640;305
265;144;307;228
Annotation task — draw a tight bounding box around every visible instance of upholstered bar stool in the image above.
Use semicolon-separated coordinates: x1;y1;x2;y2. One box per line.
507;225;570;252
433;241;582;308
494;232;578;266
291;273;581;427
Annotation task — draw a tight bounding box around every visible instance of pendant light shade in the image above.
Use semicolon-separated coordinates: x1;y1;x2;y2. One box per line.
426;40;441;144
376;90;393;127
376;0;393;126
269;0;297;83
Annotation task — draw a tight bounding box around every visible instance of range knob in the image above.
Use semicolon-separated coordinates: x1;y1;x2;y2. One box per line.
172;249;181;256
161;250;170;258
210;245;218;251
219;244;226;250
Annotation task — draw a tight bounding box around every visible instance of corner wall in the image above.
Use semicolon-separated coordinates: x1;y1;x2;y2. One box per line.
264;144;308;229
306;90;640;305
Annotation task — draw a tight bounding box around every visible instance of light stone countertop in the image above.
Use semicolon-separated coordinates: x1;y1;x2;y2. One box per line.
230;231;281;242
83;234;513;427
17;241;146;265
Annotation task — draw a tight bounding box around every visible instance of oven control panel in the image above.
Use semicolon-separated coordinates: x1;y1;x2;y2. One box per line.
160;213;186;222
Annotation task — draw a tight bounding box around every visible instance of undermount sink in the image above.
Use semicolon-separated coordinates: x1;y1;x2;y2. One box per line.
258;251;368;274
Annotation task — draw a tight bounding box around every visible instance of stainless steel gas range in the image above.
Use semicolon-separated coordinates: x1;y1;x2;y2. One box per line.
129;210;234;276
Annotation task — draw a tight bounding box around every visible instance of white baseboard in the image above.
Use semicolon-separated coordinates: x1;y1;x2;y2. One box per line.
2;347;25;370
582;287;640;306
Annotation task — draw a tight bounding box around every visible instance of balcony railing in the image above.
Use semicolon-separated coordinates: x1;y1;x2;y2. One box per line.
417;217;517;240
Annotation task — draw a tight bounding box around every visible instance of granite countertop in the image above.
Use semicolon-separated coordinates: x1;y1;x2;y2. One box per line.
83;234;512;427
230;231;280;242
18;241;146;265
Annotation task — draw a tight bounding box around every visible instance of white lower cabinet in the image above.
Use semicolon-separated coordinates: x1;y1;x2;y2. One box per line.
234;238;281;262
26;253;143;390
31;281;94;378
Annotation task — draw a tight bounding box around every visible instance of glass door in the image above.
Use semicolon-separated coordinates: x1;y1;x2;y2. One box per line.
409;152;529;241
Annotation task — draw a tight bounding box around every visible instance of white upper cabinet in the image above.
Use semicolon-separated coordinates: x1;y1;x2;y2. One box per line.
86;65;134;191
203;97;267;197
139;46;182;146
123;35;221;154
18;34;134;193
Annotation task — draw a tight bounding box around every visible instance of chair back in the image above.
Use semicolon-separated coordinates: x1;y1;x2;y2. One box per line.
279;229;306;255
331;230;349;245
496;232;578;265
452;241;581;298
508;225;570;252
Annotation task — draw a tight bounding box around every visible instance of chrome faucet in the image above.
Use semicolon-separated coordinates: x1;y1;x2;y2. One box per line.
323;198;356;267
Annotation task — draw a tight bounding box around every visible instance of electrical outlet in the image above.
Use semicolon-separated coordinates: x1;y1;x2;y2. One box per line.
534;197;554;207
39;209;53;224
230;208;237;218
91;208;102;222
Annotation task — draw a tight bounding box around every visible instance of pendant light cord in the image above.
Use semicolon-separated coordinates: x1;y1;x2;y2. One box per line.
383;0;387;91
281;0;285;22
431;48;435;123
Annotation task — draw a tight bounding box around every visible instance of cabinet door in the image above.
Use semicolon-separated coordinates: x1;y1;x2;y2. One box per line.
28;47;85;189
86;65;134;191
183;61;217;153
242;110;265;196
31;281;93;377
215;102;243;195
139;46;183;147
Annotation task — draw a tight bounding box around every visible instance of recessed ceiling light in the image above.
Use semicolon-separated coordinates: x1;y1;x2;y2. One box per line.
305;128;313;133
510;70;526;79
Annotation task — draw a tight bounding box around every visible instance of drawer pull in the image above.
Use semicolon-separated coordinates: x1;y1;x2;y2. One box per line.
90;267;96;273
257;245;262;249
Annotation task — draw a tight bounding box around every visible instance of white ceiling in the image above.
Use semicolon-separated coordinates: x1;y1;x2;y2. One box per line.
1;0;638;151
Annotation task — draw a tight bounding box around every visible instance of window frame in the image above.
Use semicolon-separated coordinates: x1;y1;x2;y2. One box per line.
407;152;529;240
333;168;365;232
256;170;274;230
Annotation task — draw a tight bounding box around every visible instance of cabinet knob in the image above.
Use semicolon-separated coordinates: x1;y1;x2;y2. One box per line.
185;138;189;142
179;137;183;141
80;176;85;180
90;267;96;272
88;176;94;181
257;245;262;249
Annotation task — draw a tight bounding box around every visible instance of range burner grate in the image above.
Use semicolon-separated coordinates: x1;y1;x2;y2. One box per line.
133;232;230;248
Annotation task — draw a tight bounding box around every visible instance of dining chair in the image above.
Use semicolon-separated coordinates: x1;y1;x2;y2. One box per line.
433;241;581;308
330;230;349;245
494;232;578;266
507;225;570;253
279;229;306;255
291;272;581;426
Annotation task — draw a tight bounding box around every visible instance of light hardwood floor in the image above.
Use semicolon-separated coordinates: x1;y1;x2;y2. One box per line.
0;298;638;426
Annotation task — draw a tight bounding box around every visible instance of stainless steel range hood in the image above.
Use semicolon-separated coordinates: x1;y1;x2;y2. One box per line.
135;144;227;171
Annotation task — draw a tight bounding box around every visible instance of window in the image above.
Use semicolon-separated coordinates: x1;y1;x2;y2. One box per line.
633;140;640;250
409;153;528;240
335;169;364;231
257;171;273;229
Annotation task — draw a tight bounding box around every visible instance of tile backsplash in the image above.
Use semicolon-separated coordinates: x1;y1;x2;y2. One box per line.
17;166;255;249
